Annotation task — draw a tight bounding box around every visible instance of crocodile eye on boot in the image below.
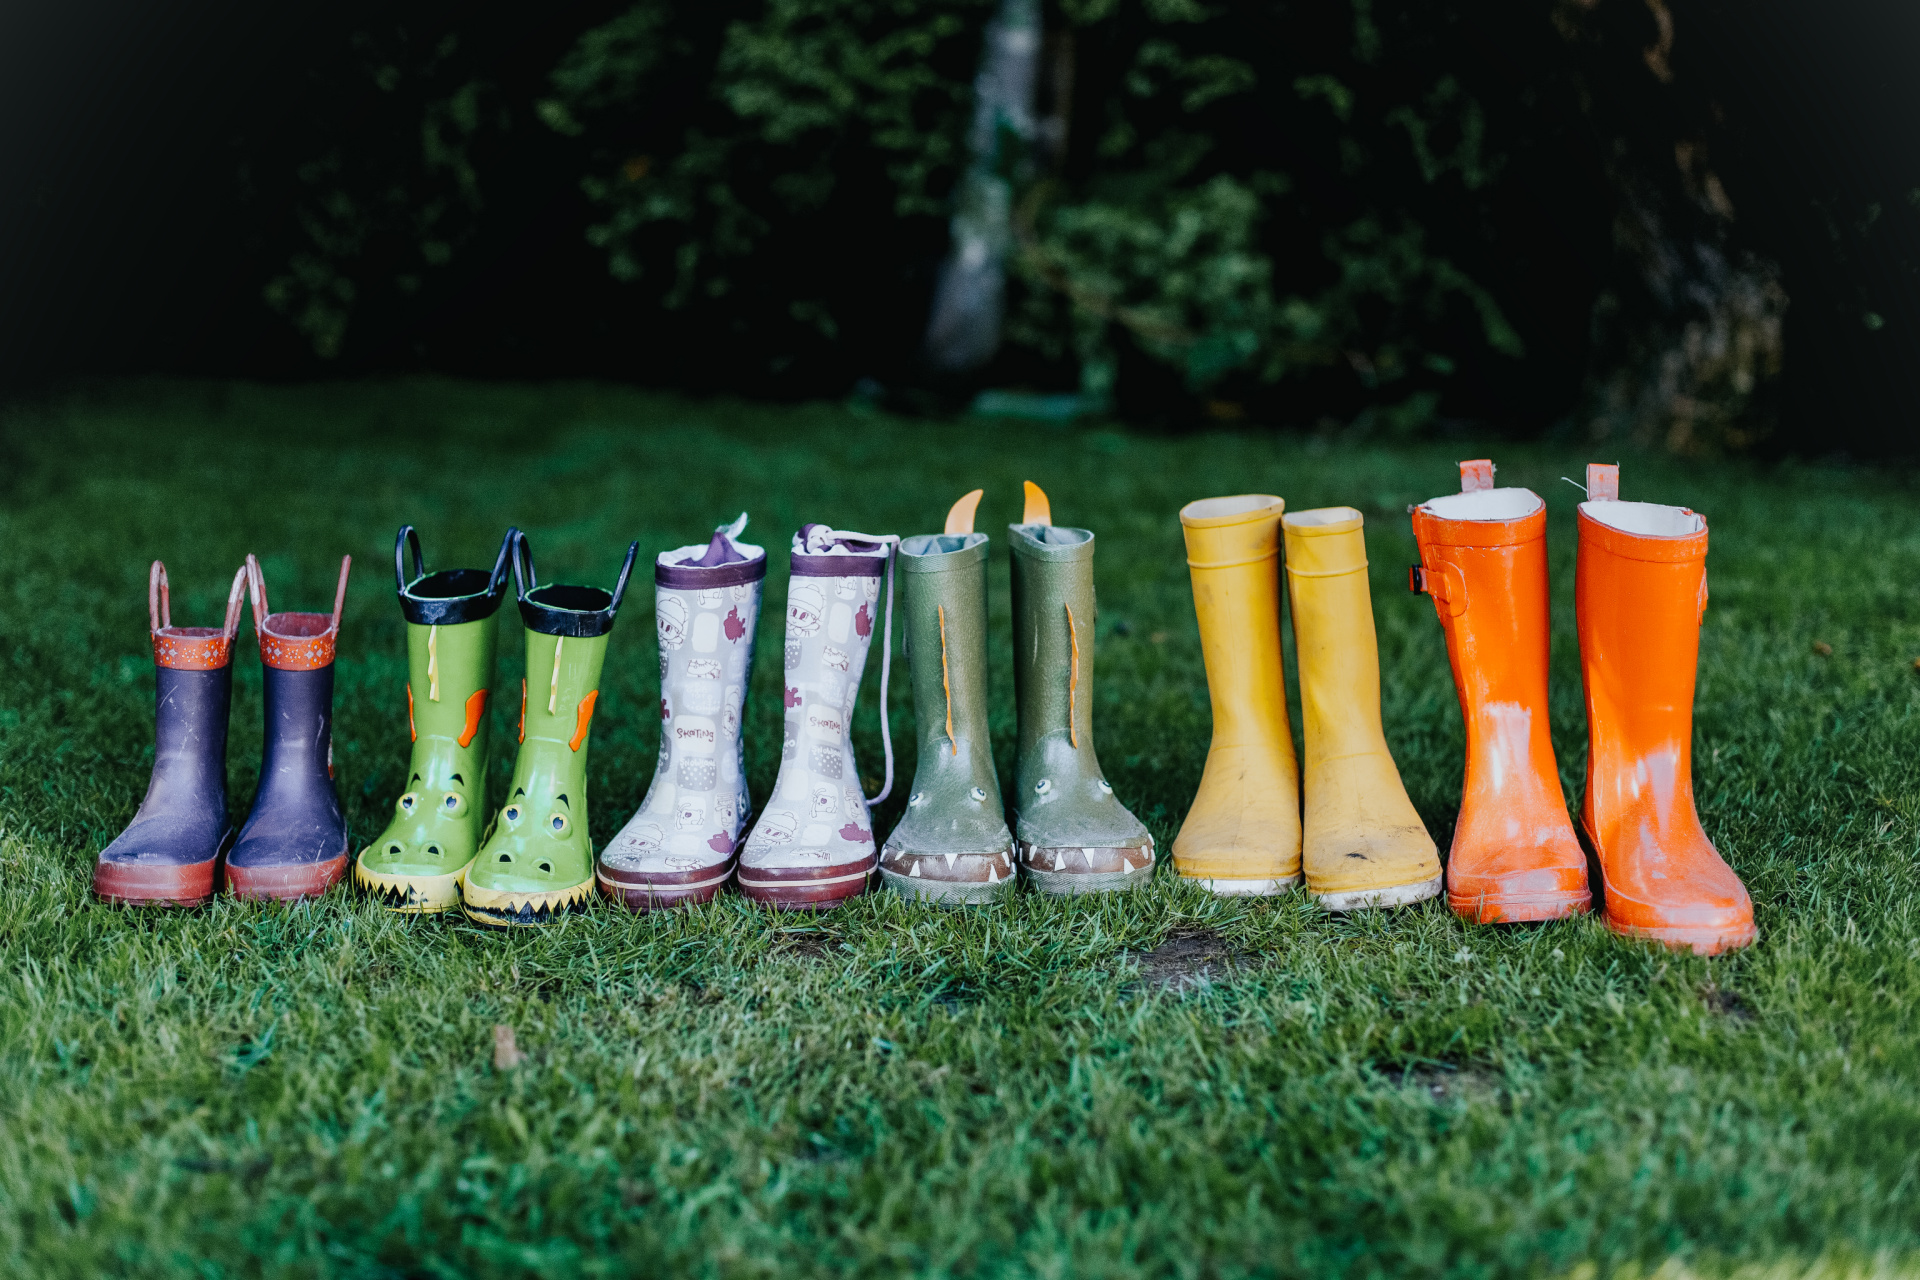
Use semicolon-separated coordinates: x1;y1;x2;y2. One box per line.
1411;460;1591;924
880;490;1016;904
736;523;899;910
1172;494;1302;895
94;560;249;907
462;531;637;929
355;526;514;914
1576;463;1756;955
600;514;766;911
1009;482;1155;893
227;553;355;901
1283;506;1441;911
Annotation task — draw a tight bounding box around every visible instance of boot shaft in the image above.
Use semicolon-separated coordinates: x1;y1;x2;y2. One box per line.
1008;523;1098;765
1576;484;1709;824
1281;507;1384;766
1179;495;1292;752
900;532;994;766
394;524;510;753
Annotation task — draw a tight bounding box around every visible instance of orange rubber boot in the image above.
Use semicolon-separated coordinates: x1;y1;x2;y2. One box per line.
1576;463;1756;955
1411;459;1590;923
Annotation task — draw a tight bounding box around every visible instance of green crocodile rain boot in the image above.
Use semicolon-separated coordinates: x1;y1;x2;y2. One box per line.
461;531;637;928
355;527;514;913
880;489;1015;904
1009;481;1156;893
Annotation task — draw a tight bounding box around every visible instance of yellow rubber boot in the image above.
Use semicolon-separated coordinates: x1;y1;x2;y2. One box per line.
1283;506;1441;910
1172;495;1302;894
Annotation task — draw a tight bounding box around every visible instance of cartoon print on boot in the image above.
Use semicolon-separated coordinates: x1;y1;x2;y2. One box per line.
601;514;766;910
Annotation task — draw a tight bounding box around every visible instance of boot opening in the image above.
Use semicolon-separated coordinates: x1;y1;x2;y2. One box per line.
1181;494;1283;522
1421;488;1543;521
1283;506;1362;528
1025;526;1091;547
1581;500;1704;537
263;611;334;638
528;583;614;613
408;568;494;600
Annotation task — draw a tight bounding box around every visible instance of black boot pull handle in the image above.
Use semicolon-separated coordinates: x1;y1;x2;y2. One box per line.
510;529;539;601
395;525;426;593
608;541;639;615
490;527;520;600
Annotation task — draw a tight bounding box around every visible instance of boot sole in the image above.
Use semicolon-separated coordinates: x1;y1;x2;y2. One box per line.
737;861;875;910
597;865;732;911
1313;873;1443;912
354;855;471;914
1605;915;1758;956
1025;863;1153;895
460;877;594;928
93;857;219;908
1449;888;1592;924
879;867;1015;906
1184;874;1302;897
228;853;347;902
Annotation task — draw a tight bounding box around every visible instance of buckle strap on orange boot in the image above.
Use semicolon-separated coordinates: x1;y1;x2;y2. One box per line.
1411;459;1590;924
1575;463;1756;954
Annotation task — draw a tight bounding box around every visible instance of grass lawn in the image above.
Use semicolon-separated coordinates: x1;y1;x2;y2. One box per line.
2;379;1918;1278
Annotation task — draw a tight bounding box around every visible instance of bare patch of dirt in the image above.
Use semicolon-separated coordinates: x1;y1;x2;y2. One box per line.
1700;982;1756;1023
1130;929;1246;994
771;929;839;961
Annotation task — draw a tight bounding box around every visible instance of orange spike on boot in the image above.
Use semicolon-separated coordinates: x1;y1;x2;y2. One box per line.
1576;464;1756;955
1412;460;1590;923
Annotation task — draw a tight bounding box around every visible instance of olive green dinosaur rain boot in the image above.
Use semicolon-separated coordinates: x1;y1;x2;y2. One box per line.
1009;481;1156;893
355;527;514;913
880;489;1015;903
461;530;637;928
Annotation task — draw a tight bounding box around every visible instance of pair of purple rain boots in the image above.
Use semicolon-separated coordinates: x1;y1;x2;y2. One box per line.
93;556;354;905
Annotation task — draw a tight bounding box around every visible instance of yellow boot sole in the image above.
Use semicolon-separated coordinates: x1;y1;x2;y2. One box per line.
460;876;594;928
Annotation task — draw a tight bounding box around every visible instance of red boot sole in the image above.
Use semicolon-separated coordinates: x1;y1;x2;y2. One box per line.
228;854;347;901
94;858;218;908
735;860;876;910
597;866;731;912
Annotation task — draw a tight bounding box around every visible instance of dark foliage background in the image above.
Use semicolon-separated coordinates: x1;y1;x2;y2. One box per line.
0;0;1914;453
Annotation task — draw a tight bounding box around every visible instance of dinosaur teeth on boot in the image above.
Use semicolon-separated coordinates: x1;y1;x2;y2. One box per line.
601;518;767;912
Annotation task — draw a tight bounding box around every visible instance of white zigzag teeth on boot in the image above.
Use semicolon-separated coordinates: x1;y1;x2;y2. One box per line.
1312;873;1443;912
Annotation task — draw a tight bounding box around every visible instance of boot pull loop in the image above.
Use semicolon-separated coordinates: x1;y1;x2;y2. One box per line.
244;554;269;633
1586;463;1620;501
510;529;538;601
395;525;425;594
1458;459;1495;492
864;535;902;806
608;541;640;616
221;564;249;642
489;527;519;601
330;556;353;635
149;561;170;633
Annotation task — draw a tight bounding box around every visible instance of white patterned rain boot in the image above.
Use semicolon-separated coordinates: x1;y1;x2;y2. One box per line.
598;515;765;909
736;523;898;910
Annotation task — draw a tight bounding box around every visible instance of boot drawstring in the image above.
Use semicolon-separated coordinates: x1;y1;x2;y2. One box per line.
550;636;564;713
1065;602;1080;749
428;626;440;701
938;604;956;756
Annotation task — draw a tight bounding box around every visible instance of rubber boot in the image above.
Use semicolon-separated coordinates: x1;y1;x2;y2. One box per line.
354;527;514;913
228;553;354;901
1576;463;1755;954
462;531;637;928
600;514;766;910
880;490;1016;903
737;524;898;910
1009;482;1155;893
1283;506;1440;910
1411;460;1591;923
94;561;248;906
1172;494;1303;895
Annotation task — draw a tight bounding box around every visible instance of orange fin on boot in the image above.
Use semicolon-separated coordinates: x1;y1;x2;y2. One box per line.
569;690;598;752
1022;480;1052;526
945;489;984;535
